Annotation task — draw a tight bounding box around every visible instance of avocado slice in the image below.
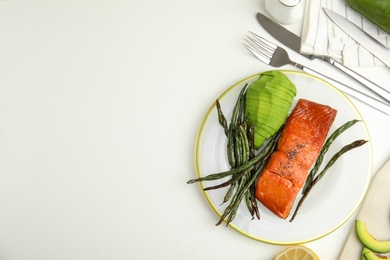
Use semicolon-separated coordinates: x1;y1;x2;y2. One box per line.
362;247;369;260
249;81;295;101
245;71;296;149
362;247;390;260
356;220;390;253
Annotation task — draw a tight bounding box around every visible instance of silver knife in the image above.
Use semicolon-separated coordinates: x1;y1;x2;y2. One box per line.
256;12;390;107
323;8;390;67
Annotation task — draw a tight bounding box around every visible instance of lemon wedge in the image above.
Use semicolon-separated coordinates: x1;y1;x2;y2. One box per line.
274;245;320;260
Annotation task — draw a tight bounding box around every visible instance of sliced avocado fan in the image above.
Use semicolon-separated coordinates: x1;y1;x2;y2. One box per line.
245;70;296;149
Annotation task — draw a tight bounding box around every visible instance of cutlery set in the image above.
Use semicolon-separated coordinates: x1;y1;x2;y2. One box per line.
244;8;390;115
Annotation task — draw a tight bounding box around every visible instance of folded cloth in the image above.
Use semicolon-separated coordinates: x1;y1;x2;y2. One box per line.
301;0;390;67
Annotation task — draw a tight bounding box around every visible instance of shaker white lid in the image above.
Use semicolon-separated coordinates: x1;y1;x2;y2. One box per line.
279;0;300;7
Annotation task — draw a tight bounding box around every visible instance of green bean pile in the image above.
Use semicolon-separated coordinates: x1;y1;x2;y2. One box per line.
187;84;282;226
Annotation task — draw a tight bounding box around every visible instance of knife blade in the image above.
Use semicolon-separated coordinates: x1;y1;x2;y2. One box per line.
323;8;390;67
256;12;390;106
256;13;305;58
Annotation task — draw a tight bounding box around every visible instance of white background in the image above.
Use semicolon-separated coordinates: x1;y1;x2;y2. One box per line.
0;0;389;259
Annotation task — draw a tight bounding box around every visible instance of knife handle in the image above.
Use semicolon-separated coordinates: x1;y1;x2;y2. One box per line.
323;57;390;104
301;66;390;116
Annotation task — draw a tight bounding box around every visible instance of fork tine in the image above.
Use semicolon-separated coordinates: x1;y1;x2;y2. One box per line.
243;31;281;65
243;41;271;65
246;35;274;58
248;31;278;50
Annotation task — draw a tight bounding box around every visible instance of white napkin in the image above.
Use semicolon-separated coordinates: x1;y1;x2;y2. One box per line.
301;0;390;67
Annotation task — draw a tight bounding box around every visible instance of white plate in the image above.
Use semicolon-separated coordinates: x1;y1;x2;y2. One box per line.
195;70;373;245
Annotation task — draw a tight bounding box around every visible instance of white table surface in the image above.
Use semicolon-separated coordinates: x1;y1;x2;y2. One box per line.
1;0;389;259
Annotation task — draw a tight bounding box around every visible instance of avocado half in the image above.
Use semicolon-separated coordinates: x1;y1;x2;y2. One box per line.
356;220;390;253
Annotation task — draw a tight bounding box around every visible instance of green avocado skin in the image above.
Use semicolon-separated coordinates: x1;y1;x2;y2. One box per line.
356;220;390;254
345;0;390;34
362;247;390;260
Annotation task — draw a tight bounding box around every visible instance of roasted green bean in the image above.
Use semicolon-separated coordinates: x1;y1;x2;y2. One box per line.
216;99;229;137
303;119;360;193
222;181;236;204
187;135;277;184
234;130;243;166
230;84;247;128
290;139;368;222
202;167;254;191
248;123;256;158
221;163;266;226
227;129;236;168
239;125;250;162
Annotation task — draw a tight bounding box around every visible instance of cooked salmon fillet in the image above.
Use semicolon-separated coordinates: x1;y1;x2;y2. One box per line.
255;99;337;219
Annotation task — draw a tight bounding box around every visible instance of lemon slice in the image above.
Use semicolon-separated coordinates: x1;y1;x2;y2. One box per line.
274;245;320;260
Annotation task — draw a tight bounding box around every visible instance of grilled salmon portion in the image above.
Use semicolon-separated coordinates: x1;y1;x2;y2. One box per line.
255;99;337;219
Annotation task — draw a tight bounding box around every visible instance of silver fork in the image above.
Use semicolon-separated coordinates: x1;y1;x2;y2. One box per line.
243;31;390;115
